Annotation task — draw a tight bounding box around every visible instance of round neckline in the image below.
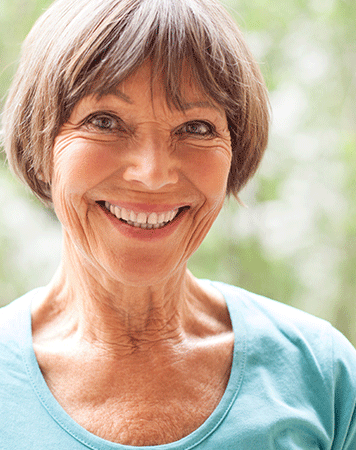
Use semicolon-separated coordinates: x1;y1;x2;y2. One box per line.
21;282;246;449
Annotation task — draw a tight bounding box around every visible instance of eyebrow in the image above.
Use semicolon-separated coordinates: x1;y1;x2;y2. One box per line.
103;87;133;104
179;101;221;112
103;89;223;114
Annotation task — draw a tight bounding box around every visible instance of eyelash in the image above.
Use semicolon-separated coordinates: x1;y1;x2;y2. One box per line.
81;113;217;139
81;112;125;133
175;121;216;138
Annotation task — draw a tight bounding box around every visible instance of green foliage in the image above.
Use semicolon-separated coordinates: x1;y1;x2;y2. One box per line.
0;0;53;112
1;0;356;344
195;0;356;344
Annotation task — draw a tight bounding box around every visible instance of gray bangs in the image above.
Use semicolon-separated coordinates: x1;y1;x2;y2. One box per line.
61;0;244;120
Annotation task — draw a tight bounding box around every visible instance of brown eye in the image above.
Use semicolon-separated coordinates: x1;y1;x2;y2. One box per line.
92;116;115;130
83;113;125;133
176;121;216;138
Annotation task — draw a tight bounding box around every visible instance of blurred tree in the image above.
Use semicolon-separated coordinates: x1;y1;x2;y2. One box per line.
0;0;53;110
190;0;356;344
0;0;355;344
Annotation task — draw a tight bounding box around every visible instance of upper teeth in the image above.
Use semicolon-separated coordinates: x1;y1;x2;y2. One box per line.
104;202;179;228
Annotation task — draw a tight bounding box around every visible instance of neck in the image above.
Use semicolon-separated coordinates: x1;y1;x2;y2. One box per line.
35;234;207;353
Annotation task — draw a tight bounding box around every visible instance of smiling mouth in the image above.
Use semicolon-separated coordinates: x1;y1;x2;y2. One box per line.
97;201;189;229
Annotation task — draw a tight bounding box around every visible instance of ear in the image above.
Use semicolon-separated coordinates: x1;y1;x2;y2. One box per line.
35;165;52;185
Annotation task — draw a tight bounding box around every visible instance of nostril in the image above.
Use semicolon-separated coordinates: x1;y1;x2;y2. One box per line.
122;162;178;189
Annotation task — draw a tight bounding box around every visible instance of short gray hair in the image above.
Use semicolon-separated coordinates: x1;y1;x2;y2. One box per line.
2;0;269;205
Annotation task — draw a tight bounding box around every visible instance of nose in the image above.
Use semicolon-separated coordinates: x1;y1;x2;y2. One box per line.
122;135;179;190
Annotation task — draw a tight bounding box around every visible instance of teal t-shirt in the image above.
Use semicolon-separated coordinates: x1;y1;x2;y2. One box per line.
1;282;356;449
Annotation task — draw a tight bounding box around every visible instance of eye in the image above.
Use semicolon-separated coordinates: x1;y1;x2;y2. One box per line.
175;121;216;138
82;112;125;133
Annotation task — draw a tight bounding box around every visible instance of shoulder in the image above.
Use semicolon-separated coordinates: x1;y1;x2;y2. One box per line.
0;289;41;360
0;290;35;334
211;281;351;352
211;280;356;393
212;281;356;448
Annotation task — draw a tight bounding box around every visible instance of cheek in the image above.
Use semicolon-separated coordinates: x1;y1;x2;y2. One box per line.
52;141;117;195
184;150;232;202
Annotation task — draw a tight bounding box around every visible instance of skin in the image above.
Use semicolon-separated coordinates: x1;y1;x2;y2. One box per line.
31;63;235;445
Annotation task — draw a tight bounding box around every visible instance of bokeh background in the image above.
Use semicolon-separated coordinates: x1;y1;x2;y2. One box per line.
0;0;355;344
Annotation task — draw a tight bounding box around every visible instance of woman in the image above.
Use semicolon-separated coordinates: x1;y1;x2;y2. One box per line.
1;0;356;448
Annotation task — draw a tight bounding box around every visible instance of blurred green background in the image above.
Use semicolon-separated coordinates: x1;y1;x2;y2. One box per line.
0;0;355;344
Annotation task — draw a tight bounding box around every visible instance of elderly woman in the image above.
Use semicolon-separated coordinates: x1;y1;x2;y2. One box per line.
1;0;356;448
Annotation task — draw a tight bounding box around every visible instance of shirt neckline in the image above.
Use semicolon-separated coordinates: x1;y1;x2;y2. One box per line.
20;281;246;449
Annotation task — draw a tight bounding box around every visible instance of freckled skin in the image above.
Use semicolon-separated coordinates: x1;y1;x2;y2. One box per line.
31;63;234;445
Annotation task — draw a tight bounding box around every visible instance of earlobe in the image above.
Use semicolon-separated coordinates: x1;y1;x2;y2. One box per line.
36;168;51;186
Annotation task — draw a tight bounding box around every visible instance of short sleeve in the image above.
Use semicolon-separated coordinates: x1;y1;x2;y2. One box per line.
331;326;356;449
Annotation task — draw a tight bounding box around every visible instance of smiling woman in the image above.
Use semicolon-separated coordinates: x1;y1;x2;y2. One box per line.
50;63;232;285
1;0;356;449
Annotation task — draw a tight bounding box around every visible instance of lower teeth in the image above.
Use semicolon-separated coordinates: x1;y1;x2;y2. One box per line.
125;220;167;229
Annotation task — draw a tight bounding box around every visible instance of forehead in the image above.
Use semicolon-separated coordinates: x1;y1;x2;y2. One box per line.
99;61;226;117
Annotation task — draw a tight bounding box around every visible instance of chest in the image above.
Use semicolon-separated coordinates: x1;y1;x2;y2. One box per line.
36;340;234;445
60;390;223;445
45;367;229;445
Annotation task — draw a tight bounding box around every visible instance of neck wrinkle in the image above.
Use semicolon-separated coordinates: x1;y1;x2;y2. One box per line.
39;237;197;355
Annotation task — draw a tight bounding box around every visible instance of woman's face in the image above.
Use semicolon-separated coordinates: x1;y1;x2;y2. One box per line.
51;63;232;285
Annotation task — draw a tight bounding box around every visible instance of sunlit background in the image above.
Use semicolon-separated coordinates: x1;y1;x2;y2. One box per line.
0;0;355;345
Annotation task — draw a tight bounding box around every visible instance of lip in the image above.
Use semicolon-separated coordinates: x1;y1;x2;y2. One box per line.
98;202;189;241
